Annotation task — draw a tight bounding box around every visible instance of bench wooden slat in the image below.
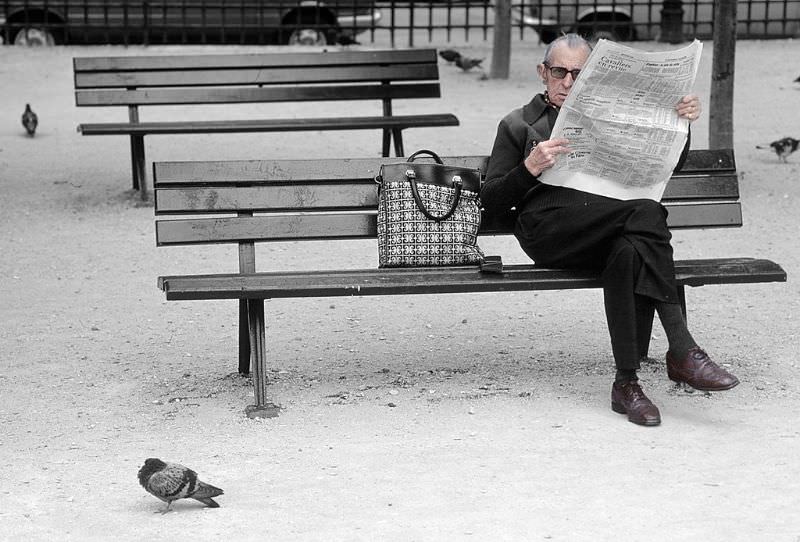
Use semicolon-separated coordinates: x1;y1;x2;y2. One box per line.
75;82;443;106
154;157;447;183
153;173;740;215
157;258;787;300
152;151;729;183
154;202;743;246
78;114;460;136
73;49;437;72
75;64;440;89
151;150;734;184
155;183;379;214
677;147;734;171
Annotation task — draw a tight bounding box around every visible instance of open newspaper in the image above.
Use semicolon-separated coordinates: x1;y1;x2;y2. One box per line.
539;39;703;201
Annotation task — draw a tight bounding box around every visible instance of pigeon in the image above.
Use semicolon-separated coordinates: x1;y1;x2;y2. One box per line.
454;55;484;72
21;103;38;137
756;137;799;162
138;458;224;513
438;49;461;63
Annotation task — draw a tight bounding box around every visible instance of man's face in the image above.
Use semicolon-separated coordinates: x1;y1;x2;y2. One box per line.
537;43;590;108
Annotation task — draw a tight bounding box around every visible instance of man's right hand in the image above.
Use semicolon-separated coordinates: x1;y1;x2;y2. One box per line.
524;137;570;177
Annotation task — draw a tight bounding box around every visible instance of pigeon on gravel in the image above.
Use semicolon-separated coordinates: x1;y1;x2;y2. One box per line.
455;55;484;72
756;137;799;162
138;458;224;513
438;49;461;63
21;104;38;137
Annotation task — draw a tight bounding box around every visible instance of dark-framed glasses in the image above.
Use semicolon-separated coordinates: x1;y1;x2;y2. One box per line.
545;64;581;80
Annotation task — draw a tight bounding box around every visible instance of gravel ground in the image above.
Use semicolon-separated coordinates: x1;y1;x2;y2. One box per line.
1;38;799;541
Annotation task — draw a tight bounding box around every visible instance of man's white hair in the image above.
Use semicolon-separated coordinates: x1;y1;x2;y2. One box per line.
543;33;592;64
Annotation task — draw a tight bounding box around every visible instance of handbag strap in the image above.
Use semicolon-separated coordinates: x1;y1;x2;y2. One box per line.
407;149;444;164
407;169;463;222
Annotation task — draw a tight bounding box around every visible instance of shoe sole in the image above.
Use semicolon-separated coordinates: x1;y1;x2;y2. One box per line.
668;377;740;392
611;401;661;426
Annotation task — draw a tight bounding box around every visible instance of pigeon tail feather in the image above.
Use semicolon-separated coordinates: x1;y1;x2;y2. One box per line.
192;481;224;500
193;497;221;508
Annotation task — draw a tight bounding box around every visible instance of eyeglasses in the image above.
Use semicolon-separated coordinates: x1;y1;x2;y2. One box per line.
544;64;581;80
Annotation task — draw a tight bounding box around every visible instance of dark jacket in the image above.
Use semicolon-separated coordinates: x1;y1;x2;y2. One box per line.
481;93;690;218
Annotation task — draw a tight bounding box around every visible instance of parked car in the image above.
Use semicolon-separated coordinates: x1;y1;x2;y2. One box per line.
516;0;800;42
0;0;381;46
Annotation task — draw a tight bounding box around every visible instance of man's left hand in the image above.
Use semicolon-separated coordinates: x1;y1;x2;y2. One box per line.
676;94;701;122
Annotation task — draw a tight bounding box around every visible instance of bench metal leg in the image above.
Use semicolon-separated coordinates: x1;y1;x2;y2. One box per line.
382;128;391;157
129;136;141;191
244;299;280;419
392;128;404;157
132;135;148;200
238;299;251;374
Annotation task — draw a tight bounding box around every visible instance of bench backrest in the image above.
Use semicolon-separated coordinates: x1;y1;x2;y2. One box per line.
154;149;741;255
74;49;443;107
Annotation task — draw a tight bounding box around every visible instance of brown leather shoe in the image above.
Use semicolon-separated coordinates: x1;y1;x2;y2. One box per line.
611;380;661;426
666;347;740;391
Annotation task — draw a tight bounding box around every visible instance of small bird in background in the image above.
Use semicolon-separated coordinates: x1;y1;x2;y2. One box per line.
756;137;799;162
438;49;461;63
794;75;800;83
138;458;224;513
455;55;484;72
21;103;38;136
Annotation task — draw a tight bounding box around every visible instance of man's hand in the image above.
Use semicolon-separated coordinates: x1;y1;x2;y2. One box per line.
676;94;701;122
525;137;570;177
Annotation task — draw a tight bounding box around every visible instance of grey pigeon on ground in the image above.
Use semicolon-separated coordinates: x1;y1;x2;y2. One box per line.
138;458;224;513
756;137;799;162
454;55;484;72
21;103;37;136
439;49;461;63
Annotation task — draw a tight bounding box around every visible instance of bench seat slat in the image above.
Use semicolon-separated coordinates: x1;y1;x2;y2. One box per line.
154;201;743;245
78;114;460;136
75;64;440;89
157;258;787;300
680;148;734;170
73;49;437;72
75;83;443;106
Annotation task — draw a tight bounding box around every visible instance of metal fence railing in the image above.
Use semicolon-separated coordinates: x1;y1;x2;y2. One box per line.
376;0;800;47
2;0;799;47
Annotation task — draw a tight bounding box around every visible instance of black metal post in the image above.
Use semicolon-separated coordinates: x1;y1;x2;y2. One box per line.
659;0;684;44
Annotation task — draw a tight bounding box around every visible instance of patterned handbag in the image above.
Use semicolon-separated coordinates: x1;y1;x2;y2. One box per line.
375;149;485;267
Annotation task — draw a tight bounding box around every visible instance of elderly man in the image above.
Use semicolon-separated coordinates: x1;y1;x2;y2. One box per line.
481;34;738;426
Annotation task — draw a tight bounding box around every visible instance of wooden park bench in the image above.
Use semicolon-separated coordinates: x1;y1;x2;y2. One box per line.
153;149;787;417
73;48;459;199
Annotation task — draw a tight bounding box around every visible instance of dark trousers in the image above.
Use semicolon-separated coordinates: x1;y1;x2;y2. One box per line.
515;186;680;370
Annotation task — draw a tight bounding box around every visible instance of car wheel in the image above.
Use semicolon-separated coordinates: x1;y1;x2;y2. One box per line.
13;26;57;46
285;27;330;46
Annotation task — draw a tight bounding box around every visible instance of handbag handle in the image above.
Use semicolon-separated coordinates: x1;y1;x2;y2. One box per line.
407;169;463;222
407;149;444;164
373;150;443;188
